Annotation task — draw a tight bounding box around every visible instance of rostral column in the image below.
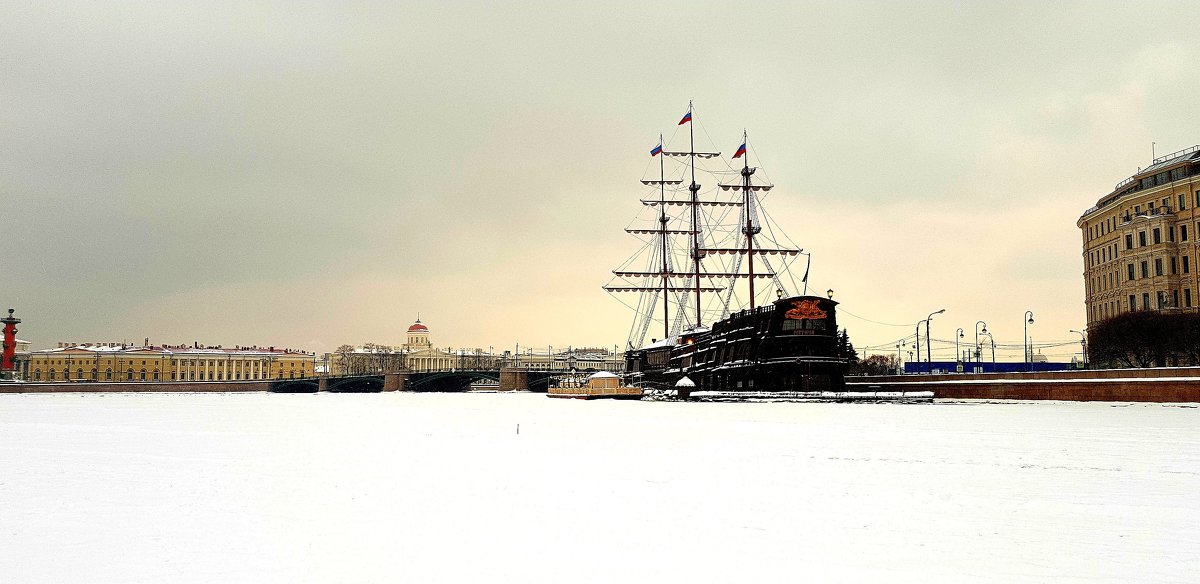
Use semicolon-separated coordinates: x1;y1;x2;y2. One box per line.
1;309;19;380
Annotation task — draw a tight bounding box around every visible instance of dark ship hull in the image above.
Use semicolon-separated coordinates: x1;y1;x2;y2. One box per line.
624;295;846;399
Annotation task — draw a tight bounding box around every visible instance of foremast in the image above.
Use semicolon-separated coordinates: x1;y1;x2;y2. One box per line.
714;131;801;310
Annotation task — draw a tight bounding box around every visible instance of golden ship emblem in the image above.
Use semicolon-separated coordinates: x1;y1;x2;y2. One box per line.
784;299;827;320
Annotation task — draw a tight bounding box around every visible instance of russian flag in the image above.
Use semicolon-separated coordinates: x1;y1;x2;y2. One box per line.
678;111;692;125
650;143;662;156
733;142;747;158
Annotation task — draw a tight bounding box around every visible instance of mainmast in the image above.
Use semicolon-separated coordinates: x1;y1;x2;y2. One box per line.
715;132;799;309
686;103;703;327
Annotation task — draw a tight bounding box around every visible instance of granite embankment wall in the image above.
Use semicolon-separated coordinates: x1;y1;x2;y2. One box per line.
850;366;1200;402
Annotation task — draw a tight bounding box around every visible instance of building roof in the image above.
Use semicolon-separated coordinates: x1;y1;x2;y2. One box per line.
1080;145;1200;222
407;321;428;333
31;344;314;357
1141;148;1200;175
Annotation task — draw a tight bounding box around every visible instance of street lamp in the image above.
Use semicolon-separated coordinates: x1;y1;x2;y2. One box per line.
1069;329;1088;368
974;321;988;367
955;328;964;370
1024;310;1035;371
895;342;902;374
914;322;922;373
925;308;945;373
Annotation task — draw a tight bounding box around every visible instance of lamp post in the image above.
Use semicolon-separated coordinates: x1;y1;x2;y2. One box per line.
914;322;922;373
1069;329;1088;368
974;321;988;367
925;308;945;373
954;328;964;370
1024;310;1035;371
895;342;902;374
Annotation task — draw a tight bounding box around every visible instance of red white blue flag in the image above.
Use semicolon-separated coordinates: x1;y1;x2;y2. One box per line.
733;142;747;158
678;110;692;125
650;143;662;156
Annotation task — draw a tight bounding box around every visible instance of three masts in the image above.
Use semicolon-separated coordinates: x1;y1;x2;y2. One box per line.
605;102;803;349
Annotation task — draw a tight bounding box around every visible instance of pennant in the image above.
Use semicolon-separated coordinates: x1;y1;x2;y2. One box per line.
733;142;747;158
650;143;662;156
678;111;692;125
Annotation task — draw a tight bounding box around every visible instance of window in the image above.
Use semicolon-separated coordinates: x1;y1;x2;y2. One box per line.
1139;231;1147;247
1181;194;1187;210
33;370;40;381
1126;234;1134;249
1185;256;1190;274
1169;227;1175;242
1155;258;1163;276
1129;295;1137;310
1184;225;1190;242
1141;261;1149;278
1171;257;1178;275
1157;291;1166;309
1187;289;1193;308
106;369;112;380
1143;292;1151;310
1153;228;1161;244
1174;290;1180;308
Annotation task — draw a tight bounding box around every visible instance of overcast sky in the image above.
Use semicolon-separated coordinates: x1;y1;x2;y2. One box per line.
4;1;1200;359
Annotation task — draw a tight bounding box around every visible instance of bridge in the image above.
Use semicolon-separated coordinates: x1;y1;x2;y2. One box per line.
270;367;559;393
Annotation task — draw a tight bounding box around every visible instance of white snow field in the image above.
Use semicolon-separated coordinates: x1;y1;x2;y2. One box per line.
1;393;1197;583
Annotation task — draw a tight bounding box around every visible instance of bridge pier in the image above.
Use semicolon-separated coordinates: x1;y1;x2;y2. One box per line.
498;367;528;392
318;376;328;392
383;371;410;392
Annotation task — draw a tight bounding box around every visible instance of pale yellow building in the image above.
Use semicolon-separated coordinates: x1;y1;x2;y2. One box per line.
1078;145;1200;325
402;319;457;372
28;343;315;382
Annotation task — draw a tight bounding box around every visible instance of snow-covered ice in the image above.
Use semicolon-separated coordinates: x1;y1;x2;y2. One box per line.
1;392;1197;583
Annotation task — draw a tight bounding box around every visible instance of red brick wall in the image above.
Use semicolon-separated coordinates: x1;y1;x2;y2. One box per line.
850;368;1200;402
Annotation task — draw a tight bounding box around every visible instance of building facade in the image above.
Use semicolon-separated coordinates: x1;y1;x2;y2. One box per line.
11;339;31;380
27;343;315;382
1078;145;1200;326
321;318;625;375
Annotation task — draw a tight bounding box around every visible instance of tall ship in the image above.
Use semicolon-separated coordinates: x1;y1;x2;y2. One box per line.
604;103;847;400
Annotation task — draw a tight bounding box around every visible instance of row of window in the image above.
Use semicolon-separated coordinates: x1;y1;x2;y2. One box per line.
1088;222;1200;270
1086;189;1200;243
1088;254;1192;298
30;369;308;382
1090;288;1193;322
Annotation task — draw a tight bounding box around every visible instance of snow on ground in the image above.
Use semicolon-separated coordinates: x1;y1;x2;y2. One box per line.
0;393;1197;583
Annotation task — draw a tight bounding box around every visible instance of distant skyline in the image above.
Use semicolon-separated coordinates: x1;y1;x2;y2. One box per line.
4;1;1200;360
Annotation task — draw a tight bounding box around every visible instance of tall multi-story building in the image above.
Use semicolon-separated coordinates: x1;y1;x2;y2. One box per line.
1078;145;1200;326
27;343;315;382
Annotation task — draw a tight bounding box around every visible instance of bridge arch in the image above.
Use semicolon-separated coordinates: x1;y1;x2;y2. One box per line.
408;370;500;392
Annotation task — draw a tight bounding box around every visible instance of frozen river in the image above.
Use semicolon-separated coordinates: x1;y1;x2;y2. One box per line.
1;392;1197;583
